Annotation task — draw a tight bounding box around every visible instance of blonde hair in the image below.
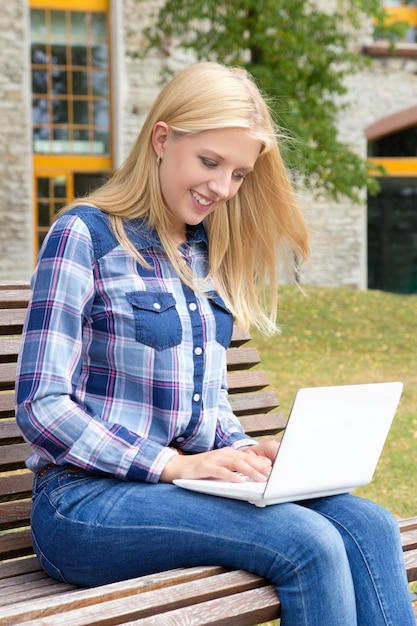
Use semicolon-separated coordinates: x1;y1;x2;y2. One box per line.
65;62;309;334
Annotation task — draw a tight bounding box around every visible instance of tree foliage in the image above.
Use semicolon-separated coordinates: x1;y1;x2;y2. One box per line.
137;0;407;201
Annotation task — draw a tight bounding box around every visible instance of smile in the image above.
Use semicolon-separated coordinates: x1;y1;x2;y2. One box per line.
191;190;214;207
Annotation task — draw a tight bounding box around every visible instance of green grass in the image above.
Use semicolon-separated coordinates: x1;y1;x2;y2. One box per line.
251;285;417;519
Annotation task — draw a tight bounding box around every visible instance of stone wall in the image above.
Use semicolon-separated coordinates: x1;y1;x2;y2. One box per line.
297;189;368;289
117;0;417;291
0;0;33;281
118;0;165;164
299;51;417;289
0;0;415;289
119;0;192;163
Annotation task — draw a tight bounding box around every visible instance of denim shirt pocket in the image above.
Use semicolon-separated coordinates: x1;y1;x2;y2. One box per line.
126;291;182;351
207;291;234;349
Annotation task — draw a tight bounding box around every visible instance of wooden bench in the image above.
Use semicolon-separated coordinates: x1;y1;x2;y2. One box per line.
0;281;416;625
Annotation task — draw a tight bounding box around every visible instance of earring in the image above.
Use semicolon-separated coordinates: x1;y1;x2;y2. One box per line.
156;154;162;166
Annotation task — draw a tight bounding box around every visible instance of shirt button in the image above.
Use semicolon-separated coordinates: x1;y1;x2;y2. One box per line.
189;302;197;311
194;347;203;355
153;302;161;310
193;393;200;402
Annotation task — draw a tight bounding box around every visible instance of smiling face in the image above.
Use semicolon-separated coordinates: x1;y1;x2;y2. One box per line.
152;123;262;243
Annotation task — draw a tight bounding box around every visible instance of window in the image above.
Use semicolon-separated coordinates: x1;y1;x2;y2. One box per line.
368;126;417;157
31;6;110;155
34;171;107;251
29;0;112;255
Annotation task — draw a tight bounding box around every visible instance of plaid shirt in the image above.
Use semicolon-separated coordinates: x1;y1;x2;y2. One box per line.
16;206;254;482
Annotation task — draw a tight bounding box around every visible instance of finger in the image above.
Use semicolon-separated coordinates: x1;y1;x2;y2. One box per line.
188;450;269;482
242;440;280;461
228;454;271;482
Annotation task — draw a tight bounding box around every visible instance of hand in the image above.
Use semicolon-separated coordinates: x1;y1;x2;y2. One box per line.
239;439;280;463
160;439;279;484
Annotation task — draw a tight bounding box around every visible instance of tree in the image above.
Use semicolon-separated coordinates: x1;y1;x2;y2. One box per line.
136;0;407;201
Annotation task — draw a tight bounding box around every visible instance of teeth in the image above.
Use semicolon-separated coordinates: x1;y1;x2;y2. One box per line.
191;191;212;207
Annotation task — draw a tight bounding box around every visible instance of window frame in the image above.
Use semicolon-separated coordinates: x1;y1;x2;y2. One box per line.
29;0;112;259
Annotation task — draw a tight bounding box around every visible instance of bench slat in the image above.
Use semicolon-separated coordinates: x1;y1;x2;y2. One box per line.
404;549;417;583
0;569;278;626
0;528;33;561
228;391;279;416
0;309;27;336
399;516;417;531
227;370;269;394
400;526;417;552
0;569;58;590
0;336;21;363
226;347;260;370
0;571;69;597
0;579;77;609
0;282;31;291
229;328;251;347
0;471;33;498
0;566;227;618
0;556;41;580
0;500;32;530
239;412;286;437
0;442;32;469
131;586;280;626
0;363;17;391
0;289;31;309
0;396;16;419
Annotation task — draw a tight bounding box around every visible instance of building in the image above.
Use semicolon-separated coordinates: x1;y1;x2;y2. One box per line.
1;0;416;293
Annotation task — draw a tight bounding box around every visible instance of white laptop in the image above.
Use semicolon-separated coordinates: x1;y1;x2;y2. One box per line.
174;382;403;507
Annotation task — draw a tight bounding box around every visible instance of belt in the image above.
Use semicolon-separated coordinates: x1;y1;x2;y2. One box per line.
37;463;84;479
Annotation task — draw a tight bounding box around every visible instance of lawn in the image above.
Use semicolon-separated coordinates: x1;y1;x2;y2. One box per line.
250;285;417;519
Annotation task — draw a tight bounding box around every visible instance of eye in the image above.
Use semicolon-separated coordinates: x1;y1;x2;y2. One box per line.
200;157;217;168
233;171;247;181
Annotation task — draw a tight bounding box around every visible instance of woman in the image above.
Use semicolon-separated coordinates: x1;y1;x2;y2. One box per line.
16;62;414;625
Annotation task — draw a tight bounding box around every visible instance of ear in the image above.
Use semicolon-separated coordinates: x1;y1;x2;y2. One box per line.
151;121;169;157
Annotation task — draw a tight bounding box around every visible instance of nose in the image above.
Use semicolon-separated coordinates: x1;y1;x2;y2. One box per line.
207;171;233;201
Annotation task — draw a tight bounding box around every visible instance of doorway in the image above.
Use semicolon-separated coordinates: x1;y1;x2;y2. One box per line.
368;177;417;294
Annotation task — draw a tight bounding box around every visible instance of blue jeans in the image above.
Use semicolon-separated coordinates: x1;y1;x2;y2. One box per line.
31;467;414;626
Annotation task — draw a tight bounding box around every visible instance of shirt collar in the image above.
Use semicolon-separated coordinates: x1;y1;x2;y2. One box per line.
124;218;208;251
